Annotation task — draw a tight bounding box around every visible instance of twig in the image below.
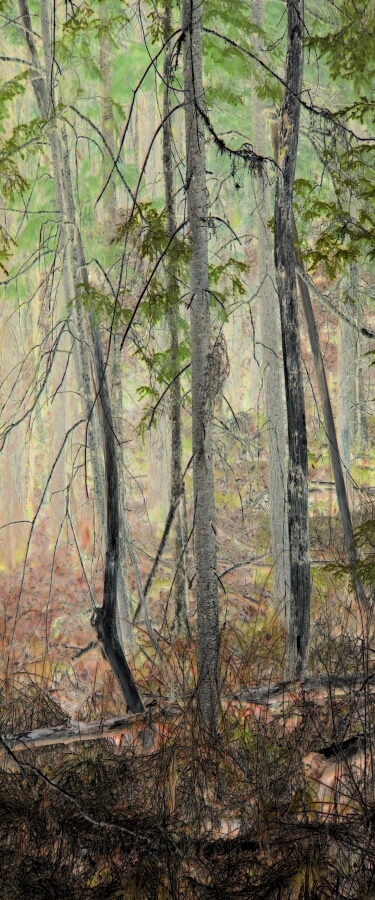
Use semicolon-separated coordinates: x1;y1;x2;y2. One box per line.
133;455;194;623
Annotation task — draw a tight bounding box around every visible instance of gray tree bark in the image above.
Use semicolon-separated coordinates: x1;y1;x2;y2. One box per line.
274;0;310;680
252;0;291;624
183;0;220;726
163;0;189;634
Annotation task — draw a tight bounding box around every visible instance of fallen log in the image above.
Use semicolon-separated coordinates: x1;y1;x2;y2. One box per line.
2;675;373;772
233;674;375;704
0;702;182;771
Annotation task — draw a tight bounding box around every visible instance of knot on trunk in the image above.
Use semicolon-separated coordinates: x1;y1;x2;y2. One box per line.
91;606;108;661
206;332;229;413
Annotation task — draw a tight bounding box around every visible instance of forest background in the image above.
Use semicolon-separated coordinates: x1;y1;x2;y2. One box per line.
2;0;375;897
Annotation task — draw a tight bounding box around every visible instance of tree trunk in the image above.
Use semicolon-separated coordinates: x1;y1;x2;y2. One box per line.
110;335;134;653
337;263;367;478
252;0;291;624
98;8;116;228
337;316;353;504
350;266;368;453
98;15;133;652
274;0;310;680
183;0;220;726
163;0;189;634
90;329;145;713
294;229;366;608
20;0;143;713
60;117;107;532
24;0;107;536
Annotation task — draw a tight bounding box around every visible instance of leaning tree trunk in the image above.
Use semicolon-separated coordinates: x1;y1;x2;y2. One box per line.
338;262;367;482
337;316;353;504
252;0;291;624
183;0;220;726
28;0;107;535
294;231;367;609
65;177;144;712
274;0;310;680
163;0;189;634
20;0;143;713
98;14;134;653
110;336;134;652
90;326;145;714
348;265;368;453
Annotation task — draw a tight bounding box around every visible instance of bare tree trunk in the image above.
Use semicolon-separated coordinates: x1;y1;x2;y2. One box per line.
347;264;367;456
98;15;133;652
21;0;106;536
183;0;220;726
110;335;134;652
337;316;353;504
90;328;145;713
69;226;144;710
338;264;369;500
98;9;116;225
252;0;291;624
294;230;366;608
59;118;107;531
163;0;189;634
274;0;310;680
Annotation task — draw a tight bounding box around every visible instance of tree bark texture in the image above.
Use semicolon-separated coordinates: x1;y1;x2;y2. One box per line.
183;0;220;726
91;329;145;713
274;0;310;680
73;226;144;711
252;0;291;624
163;0;189;634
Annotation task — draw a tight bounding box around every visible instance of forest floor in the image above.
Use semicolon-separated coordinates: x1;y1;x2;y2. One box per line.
2;372;375;897
2;489;375;898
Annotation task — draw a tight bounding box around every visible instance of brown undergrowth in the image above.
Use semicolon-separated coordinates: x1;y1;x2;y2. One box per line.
2;622;375;900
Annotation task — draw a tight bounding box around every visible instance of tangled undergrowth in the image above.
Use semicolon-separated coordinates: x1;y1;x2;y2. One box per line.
2;626;375;900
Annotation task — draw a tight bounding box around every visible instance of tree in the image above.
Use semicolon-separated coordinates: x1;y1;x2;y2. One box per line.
162;0;189;635
97;5;134;653
183;0;220;726
252;0;291;624
273;0;310;680
18;0;144;713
